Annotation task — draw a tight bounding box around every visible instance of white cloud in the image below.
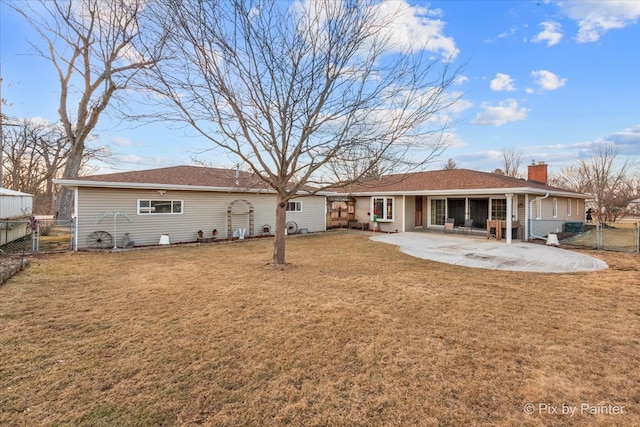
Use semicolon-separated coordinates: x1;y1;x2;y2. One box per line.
112;136;134;147
601;125;640;156
531;70;567;91
532;21;563;46
442;131;469;149
375;1;459;59
454;75;469;86
490;73;516;92
484;25;518;43
557;1;640;43
471;99;528;127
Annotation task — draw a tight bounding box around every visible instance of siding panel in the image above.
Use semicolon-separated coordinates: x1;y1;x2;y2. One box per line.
76;188;326;249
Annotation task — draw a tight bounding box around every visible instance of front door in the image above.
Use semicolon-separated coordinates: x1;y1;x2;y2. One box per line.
415;196;423;227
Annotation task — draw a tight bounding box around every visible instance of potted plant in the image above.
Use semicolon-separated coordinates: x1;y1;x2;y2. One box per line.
197;230;204;239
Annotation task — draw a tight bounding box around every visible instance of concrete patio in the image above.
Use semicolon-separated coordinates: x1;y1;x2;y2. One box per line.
370;231;608;273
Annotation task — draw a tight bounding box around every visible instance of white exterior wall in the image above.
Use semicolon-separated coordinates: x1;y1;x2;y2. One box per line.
353;197;372;225
283;195;327;234
76;187;325;249
0;192;34;219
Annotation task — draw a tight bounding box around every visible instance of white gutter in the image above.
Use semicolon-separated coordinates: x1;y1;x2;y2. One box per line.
53;179;333;196
342;188;585;199
529;193;550;240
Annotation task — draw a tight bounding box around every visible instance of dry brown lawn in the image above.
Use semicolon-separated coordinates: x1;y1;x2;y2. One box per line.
1;231;639;426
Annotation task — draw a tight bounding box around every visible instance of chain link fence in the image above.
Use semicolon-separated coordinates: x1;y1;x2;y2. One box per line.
558;220;640;253
0;217;75;255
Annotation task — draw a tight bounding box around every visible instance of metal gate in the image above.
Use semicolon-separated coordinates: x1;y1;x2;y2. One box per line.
0;217;75;255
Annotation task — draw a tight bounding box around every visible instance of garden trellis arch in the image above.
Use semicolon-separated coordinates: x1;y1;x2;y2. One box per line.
227;199;254;240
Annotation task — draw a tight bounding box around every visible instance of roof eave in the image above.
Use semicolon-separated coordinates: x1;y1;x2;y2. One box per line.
342;187;588;198
54;179;277;194
53;179;331;197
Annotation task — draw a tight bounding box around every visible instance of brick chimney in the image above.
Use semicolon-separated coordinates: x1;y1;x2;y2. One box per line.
527;161;548;184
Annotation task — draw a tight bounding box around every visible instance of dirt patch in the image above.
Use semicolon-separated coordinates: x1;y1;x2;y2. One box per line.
0;256;29;285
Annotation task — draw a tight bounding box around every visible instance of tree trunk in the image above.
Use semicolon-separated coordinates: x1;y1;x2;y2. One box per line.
272;197;288;265
54;143;84;220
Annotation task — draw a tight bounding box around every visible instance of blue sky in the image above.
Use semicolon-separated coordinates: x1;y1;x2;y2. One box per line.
1;0;639;176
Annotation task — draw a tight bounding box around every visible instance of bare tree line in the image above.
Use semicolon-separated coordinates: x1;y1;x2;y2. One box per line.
1;118;109;215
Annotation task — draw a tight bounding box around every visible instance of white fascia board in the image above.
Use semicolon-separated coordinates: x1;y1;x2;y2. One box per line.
344;187;588;198
54;179;277;194
53;179;331;197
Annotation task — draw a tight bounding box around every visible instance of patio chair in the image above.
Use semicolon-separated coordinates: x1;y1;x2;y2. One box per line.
458;218;474;235
444;217;455;233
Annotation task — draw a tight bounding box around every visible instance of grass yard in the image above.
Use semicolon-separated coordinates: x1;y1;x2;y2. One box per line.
1;232;639;426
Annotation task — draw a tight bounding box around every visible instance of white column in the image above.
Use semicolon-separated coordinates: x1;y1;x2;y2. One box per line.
505;193;514;244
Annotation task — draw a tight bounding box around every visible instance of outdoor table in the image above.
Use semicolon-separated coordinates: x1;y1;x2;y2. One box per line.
486;220;520;241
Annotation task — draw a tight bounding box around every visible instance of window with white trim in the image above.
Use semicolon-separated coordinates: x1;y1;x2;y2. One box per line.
490;199;507;220
286;201;302;212
567;199;572;216
372;197;393;221
552;198;558;218
430;199;445;225
138;199;183;214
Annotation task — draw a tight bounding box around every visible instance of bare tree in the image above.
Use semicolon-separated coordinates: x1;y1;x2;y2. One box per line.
13;0;164;219
2;118;109;214
501;147;524;178
551;143;639;222
146;0;461;264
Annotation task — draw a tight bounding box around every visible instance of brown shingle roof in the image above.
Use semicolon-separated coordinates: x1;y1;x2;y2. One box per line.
72;165;269;189
336;169;577;194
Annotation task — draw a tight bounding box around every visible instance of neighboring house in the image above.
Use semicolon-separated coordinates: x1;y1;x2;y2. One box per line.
0;188;34;246
334;162;588;240
54;166;327;250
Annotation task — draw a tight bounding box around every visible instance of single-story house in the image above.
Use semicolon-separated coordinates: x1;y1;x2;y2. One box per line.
332;162;588;240
56;162;588;250
55;166;327;250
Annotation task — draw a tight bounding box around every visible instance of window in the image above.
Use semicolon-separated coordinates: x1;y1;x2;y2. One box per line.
286;201;302;212
430;199;445;225
138;199;183;214
552;198;558;218
491;199;507;220
567;199;572;216
372;197;393;221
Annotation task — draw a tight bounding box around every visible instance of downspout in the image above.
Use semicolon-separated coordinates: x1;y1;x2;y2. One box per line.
73;186;79;251
528;193;550;240
402;195;406;232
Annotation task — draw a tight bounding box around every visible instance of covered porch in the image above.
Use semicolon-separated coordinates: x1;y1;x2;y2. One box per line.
408;194;525;242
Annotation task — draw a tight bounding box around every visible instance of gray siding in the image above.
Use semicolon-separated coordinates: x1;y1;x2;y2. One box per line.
529;196;585;237
76;188;325;249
